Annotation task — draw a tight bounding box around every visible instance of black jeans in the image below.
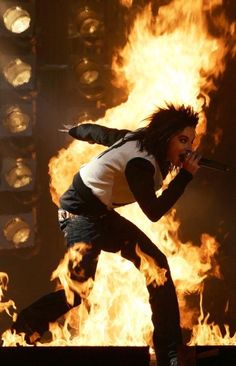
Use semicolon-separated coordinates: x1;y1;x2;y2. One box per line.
13;209;182;365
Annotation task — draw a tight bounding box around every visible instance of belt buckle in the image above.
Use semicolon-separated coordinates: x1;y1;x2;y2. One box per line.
58;209;69;221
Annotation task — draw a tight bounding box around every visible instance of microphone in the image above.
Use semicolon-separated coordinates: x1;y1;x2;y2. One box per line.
180;153;230;172
199;157;230;172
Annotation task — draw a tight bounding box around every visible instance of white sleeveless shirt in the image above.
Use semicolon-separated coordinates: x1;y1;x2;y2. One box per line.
80;139;163;209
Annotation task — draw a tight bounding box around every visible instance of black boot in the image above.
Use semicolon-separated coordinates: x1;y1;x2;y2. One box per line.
11;313;41;345
11;289;81;343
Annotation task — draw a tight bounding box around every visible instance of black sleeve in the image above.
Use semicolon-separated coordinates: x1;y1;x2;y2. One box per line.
69;123;130;147
125;158;193;222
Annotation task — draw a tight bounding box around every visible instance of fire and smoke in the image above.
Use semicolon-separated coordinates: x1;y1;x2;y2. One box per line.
1;0;236;347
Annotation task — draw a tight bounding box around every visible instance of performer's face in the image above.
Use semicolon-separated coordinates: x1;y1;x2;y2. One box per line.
166;126;195;167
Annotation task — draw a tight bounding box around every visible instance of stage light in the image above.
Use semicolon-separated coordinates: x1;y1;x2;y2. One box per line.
5;160;32;189
0;1;35;37
3;6;31;34
0;94;34;137
3;216;30;247
0;212;35;250
76;6;104;47
74;57;100;85
2;105;30;134
0;53;35;90
3;57;32;87
73;57;105;101
0;157;36;192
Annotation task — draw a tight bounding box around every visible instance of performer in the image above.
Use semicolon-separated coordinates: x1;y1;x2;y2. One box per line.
12;104;201;366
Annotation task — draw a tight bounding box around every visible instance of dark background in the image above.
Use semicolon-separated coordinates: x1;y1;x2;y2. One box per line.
0;0;235;342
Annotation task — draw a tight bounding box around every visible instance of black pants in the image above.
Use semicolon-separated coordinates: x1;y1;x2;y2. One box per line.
13;210;182;365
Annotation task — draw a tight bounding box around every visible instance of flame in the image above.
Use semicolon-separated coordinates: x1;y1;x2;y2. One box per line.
119;0;133;8
49;0;233;206
136;244;167;287
116;206;222;332
1;0;236;347
212;127;223;149
46;0;236;347
46;249;153;347
188;294;236;345
0;272;16;319
51;243;95;306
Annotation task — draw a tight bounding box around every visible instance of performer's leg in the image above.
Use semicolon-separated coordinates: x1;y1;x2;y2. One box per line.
12;289;81;341
12;215;101;341
109;213;182;366
62;210;183;365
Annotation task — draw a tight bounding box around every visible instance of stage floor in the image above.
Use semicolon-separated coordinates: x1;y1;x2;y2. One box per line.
0;345;235;365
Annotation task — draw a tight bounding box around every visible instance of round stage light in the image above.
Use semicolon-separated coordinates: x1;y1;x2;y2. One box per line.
3;217;31;247
3;6;31;34
80;69;99;85
73;58;105;101
3;58;32;87
80;16;102;38
75;58;100;85
3;105;30;134
76;7;104;46
4;159;33;189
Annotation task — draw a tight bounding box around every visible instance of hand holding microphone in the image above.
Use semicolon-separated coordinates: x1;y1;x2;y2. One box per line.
180;150;230;173
181;151;202;175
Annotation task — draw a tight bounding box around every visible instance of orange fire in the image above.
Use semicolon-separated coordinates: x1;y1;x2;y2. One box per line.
1;0;236;347
0;272;16;319
119;0;133;9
